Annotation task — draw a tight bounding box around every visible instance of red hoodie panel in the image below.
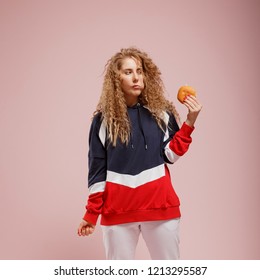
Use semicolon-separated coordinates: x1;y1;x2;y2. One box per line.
100;165;180;225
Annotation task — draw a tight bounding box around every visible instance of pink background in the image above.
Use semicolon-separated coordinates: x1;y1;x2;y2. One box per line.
0;0;259;260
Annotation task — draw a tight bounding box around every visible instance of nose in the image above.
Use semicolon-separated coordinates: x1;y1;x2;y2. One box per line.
133;72;139;82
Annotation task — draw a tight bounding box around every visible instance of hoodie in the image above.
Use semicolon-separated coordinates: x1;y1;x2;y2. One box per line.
83;103;194;226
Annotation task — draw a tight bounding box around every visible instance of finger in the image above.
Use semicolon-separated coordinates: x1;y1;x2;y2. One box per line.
183;99;196;111
184;94;197;104
187;94;197;100
184;97;202;111
85;227;89;236
187;95;202;107
87;226;95;235
81;227;87;236
183;100;192;110
78;224;83;236
185;95;197;105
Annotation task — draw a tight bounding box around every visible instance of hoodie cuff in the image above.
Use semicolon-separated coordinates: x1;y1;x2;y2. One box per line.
83;212;99;226
182;122;195;136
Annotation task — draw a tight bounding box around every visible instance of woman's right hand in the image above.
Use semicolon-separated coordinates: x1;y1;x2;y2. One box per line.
77;219;95;236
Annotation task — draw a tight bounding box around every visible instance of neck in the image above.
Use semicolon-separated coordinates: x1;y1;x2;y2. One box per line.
125;97;138;107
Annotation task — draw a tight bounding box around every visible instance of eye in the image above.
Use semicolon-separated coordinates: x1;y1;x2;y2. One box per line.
124;70;132;75
137;69;143;74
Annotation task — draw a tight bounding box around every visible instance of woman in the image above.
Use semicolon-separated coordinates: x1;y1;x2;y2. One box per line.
77;47;202;259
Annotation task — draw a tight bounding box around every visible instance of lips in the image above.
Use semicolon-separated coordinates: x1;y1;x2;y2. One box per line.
132;85;141;89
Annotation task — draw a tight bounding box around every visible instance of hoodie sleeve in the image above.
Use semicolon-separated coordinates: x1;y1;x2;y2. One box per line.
163;112;194;164
83;114;107;225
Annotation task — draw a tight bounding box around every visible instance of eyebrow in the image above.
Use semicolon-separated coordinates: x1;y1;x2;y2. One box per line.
122;67;143;71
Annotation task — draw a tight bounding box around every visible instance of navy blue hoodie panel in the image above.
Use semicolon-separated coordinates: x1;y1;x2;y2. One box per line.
88;113;107;188
106;105;179;175
106;106;162;175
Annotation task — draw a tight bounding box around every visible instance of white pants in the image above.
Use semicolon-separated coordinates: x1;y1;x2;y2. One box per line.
101;218;180;260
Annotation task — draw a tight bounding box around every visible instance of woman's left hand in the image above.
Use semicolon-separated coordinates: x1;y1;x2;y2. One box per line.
183;95;202;127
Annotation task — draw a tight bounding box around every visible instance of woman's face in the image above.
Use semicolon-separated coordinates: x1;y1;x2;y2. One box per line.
119;57;144;107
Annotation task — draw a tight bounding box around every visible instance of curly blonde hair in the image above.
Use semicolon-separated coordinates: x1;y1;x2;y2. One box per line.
95;47;181;146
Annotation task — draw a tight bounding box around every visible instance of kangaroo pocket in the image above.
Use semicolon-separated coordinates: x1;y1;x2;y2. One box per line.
102;178;180;215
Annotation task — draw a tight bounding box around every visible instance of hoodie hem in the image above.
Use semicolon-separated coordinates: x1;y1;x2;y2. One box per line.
100;207;181;226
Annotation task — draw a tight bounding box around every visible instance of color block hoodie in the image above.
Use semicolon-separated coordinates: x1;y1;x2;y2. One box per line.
83;103;194;226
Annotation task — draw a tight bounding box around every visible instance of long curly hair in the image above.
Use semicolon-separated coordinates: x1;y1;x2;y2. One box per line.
95;47;181;146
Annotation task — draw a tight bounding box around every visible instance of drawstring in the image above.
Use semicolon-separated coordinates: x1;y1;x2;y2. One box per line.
130;132;134;149
137;103;148;150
